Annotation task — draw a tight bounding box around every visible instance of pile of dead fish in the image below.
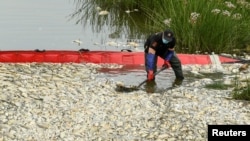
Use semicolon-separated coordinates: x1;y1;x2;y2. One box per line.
0;63;249;141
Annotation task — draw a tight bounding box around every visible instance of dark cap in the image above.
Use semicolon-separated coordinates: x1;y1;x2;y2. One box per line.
163;29;174;42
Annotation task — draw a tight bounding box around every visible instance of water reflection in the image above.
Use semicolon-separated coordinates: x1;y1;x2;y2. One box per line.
144;81;157;93
1;0;148;51
70;0;149;40
0;0;85;51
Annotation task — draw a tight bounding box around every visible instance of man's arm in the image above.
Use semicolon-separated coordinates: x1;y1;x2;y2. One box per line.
146;47;156;80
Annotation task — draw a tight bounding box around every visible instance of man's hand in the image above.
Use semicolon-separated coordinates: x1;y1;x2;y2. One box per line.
162;60;171;68
147;70;154;81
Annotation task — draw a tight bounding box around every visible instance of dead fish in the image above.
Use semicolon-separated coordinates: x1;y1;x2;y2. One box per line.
96;6;102;11
127;42;139;47
72;39;82;46
190;70;204;76
98;10;109;15
239;63;249;71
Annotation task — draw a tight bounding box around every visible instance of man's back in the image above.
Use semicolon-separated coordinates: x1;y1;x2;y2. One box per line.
144;32;176;57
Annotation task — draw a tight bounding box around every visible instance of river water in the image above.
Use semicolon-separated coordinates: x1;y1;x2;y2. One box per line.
0;0;143;51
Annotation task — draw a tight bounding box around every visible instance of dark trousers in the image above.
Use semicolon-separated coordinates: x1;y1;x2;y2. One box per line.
145;52;184;80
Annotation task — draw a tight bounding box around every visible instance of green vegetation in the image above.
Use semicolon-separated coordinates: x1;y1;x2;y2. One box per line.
71;0;250;54
231;78;250;101
232;87;250;100
143;0;250;54
204;75;250;101
204;81;232;90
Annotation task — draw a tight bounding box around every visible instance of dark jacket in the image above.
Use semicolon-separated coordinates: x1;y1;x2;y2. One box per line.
144;32;176;58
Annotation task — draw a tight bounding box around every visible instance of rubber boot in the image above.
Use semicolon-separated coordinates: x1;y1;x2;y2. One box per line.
172;78;183;87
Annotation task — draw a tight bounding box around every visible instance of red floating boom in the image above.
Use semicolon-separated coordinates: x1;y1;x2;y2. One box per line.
0;50;239;65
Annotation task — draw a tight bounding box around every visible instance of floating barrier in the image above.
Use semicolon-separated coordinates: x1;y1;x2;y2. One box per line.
0;50;239;65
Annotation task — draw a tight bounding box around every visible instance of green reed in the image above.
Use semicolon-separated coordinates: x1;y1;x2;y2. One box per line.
144;0;250;54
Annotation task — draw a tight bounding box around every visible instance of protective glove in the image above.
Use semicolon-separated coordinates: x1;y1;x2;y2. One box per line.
147;70;154;81
162;60;171;68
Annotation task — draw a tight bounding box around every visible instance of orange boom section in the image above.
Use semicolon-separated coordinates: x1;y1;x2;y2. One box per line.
0;50;238;65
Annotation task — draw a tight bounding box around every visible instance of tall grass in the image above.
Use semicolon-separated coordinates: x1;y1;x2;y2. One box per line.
71;0;250;54
232;84;250;101
143;0;250;54
231;73;250;101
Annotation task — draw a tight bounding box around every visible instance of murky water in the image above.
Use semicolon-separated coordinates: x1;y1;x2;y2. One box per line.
97;65;200;93
98;65;228;93
0;0;144;52
98;66;175;93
